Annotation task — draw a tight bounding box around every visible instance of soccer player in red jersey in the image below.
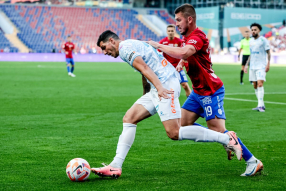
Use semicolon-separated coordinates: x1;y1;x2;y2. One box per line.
159;24;191;97
62;36;76;77
148;4;263;176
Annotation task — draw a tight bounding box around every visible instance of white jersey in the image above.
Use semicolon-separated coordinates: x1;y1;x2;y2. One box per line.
249;36;270;70
119;39;176;88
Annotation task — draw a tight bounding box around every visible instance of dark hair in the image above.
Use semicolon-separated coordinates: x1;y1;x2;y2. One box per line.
97;30;119;47
174;4;196;21
250;23;262;31
245;30;249;33
67;35;71;38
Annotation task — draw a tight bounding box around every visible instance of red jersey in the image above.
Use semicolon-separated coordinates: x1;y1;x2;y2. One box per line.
62;42;75;58
182;28;223;96
159;37;182;67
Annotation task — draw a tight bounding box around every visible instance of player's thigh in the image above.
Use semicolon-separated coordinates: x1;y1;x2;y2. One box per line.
123;104;152;124
206;116;226;133
66;58;71;65
181;108;200;126
70;59;75;65
180;82;190;89
256;69;266;83
199;86;226;121
151;75;181;122
124;93;155;124
181;91;204;126
242;55;249;67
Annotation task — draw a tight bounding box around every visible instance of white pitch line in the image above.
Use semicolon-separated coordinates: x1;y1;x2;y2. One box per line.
225;97;286;105
225;92;286;95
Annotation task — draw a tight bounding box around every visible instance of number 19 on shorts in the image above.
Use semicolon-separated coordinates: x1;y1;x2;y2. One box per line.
205;106;212;117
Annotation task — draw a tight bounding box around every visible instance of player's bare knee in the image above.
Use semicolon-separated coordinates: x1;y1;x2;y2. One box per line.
181;83;188;89
166;129;179;140
123;114;134;124
257;83;263;87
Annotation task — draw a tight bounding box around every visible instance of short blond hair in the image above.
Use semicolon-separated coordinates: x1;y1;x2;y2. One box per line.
167;24;176;29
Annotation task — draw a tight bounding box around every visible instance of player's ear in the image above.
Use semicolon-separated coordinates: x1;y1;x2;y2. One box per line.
109;37;115;45
187;16;193;25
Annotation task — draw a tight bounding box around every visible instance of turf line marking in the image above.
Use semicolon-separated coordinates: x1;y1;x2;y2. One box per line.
224;97;286;105
225;92;286;95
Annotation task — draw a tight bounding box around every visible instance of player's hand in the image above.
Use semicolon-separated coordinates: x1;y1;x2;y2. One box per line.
158;87;174;100
244;66;248;73
147;40;160;49
176;64;183;72
65;51;68;55
238;56;240;62
265;64;270;72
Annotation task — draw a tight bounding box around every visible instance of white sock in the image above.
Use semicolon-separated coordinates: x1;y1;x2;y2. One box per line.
255;89;258;100
110;123;136;168
246;155;258;163
257;87;264;107
178;125;230;145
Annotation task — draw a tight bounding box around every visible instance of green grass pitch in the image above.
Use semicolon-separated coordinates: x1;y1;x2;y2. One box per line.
0;61;285;190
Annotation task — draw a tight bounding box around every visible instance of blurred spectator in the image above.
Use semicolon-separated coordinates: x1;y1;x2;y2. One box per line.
271;27;277;36
4;47;10;53
92;47;97;54
80;47;86;54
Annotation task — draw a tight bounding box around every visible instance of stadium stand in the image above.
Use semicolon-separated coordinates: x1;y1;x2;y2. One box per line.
0;4;165;53
0;30;18;52
147;10;175;25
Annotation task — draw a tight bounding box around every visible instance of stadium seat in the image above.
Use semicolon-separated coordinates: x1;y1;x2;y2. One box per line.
0;4;167;53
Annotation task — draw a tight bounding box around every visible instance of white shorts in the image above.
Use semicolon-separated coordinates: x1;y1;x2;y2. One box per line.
249;69;266;82
134;75;181;122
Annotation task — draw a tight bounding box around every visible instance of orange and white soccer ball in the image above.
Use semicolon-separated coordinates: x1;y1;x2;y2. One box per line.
66;158;90;181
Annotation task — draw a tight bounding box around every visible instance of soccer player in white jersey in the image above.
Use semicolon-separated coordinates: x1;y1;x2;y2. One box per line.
91;30;242;178
244;23;271;112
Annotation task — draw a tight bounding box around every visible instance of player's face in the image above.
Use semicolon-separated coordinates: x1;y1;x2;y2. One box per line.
99;39;119;58
167;27;175;39
175;12;190;36
245;31;250;38
67;37;71;42
251;26;260;38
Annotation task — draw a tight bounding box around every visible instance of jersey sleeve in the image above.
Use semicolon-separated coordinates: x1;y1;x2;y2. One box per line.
119;42;141;66
263;38;270;51
62;44;66;49
240;40;243;49
185;35;204;51
178;38;183;47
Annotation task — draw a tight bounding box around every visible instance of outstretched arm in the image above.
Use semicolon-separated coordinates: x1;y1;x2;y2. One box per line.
132;56;174;100
147;41;196;60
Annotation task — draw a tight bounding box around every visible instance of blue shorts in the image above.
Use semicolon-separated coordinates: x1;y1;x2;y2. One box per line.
66;58;75;65
182;85;226;121
179;70;188;83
